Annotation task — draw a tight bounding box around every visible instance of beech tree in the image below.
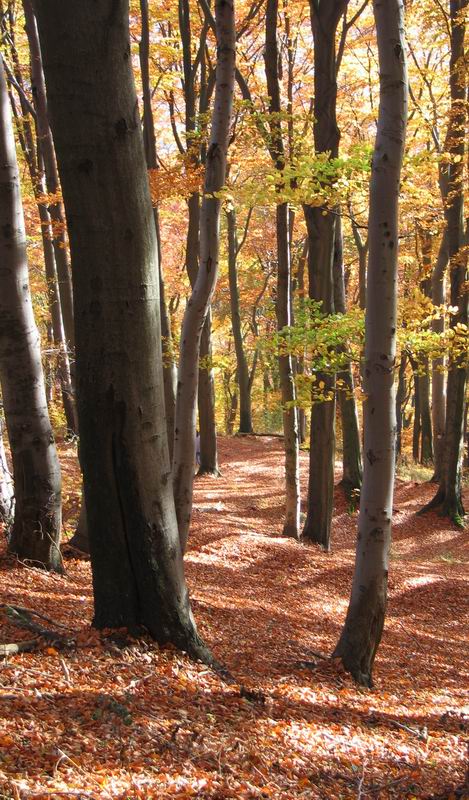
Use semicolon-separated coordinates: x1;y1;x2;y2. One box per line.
302;0;348;549
0;58;62;571
171;0;236;552
264;0;300;538
421;0;468;523
334;0;408;685
34;0;210;656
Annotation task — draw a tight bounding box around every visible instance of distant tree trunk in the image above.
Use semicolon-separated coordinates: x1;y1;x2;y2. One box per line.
0;59;62;571
421;0;468;524
296;239;308;444
226;206;253;433
416;227;434;465
431;231;448;481
35;0;211;658
302;1;348;549
334;0;407;686
264;0;300;538
198;312;220;475
0;418;14;523
395;352;407;459
139;0;177;461
410;355;421;461
333;212;362;494
22;0;75;356
5;21;77;435
172;0;235;553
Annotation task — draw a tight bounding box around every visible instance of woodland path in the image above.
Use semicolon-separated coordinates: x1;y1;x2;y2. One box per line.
0;436;467;799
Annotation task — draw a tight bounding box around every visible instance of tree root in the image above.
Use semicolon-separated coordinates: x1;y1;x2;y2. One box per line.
0;604;75;657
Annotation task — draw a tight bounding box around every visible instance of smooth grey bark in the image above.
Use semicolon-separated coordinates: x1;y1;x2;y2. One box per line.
35;0;210;657
0;58;62;571
264;0;300;539
177;0;218;475
4;28;77;434
0;417;14;523
334;0;407;686
421;0;468;523
139;0;177;461
22;0;75;356
198;311;220;475
333;212;362;494
431;231;448;481
302;1;348;548
350;210;368;311
226;206;253;434
173;0;235;553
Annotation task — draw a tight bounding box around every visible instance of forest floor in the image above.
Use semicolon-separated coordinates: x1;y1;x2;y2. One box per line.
0;436;468;800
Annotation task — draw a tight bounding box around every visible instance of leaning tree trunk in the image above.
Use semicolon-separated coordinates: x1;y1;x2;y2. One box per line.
334;0;407;686
172;0;235;553
395;352;408;460
22;0;75;357
420;0;468;524
302;0;348;549
226;206;253;434
333;212;362;494
139;0;177;461
0;59;62;571
264;0;300;538
35;0;212;658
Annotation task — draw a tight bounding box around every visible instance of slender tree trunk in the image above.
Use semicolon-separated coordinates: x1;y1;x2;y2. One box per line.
22;0;75;355
302;1;348;548
334;212;362;494
139;0;177;461
173;0;235;553
6;31;77;435
334;0;407;686
226;207;253;433
421;0;468;524
410;355;422;461
35;0;211;658
0;59;62;571
0;418;14;523
395;352;407;460
264;0;300;538
431;231;448;481
198;311;220;475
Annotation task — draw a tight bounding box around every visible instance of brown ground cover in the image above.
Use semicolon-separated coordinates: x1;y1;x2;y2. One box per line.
0;436;468;799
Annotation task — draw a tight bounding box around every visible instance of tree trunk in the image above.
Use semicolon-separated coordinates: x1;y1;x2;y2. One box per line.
0;418;14;524
334;0;407;686
395;352;407;460
6;28;77;435
172;0;235;553
68;496;89;553
0;59;62;572
22;0;75;355
139;0;177;461
411;356;421;461
421;0;468;523
35;0;211;657
333;212;362;494
264;0;300;538
431;231;448;481
302;1;348;549
226;207;253;433
198;311;220;475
